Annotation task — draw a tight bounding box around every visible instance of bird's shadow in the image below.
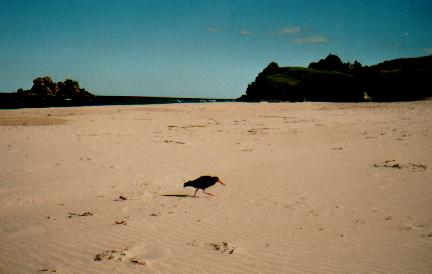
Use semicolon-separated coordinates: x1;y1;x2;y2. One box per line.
160;194;209;199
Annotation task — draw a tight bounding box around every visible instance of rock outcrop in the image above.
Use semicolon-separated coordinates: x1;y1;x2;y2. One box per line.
16;76;95;106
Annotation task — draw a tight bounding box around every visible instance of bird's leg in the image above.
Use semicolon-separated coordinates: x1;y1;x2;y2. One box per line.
193;189;198;197
203;189;214;196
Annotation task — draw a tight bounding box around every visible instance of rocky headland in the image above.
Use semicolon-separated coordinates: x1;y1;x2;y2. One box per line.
238;54;432;102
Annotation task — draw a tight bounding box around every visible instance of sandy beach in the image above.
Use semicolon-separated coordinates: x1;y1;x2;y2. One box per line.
1;101;431;273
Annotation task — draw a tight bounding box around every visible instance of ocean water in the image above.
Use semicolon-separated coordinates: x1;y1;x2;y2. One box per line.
0;93;234;109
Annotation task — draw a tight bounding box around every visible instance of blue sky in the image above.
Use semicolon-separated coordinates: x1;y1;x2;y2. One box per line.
1;0;431;98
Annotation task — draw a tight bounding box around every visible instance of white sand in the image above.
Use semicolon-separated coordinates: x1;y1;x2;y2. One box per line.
1;102;431;273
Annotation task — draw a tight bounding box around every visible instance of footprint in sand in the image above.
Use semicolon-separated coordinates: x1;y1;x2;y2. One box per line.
94;249;126;262
373;160;427;172
421;233;432;238
284;197;307;210
113;195;128;201
38;268;57;273
374;160;402;169
187;240;236;254
408;163;428;171
400;225;413;231
209;242;236;254
94;248;146;266
113;220;127;225
306;209;320;217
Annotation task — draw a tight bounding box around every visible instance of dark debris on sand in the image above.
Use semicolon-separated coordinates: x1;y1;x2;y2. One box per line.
67;212;93;218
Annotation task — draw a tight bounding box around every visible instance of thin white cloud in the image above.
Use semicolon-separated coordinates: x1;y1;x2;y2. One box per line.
423;48;432;54
280;26;302;35
268;26;303;36
239;30;253;36
208;27;221;33
293;35;329;44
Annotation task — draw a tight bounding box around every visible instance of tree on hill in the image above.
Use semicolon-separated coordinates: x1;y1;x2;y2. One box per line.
351;60;363;70
242;62;282;101
308;54;347;72
262;62;280;74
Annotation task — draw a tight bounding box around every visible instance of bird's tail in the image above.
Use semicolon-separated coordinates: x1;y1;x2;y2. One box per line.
184;181;193;187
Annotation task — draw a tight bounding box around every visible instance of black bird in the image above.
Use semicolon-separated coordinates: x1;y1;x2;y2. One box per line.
183;176;225;197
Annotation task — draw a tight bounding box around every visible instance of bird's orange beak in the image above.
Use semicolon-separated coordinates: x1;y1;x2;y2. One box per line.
218;180;225;186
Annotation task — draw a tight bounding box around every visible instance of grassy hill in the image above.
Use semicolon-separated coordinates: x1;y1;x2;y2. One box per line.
239;55;432;102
